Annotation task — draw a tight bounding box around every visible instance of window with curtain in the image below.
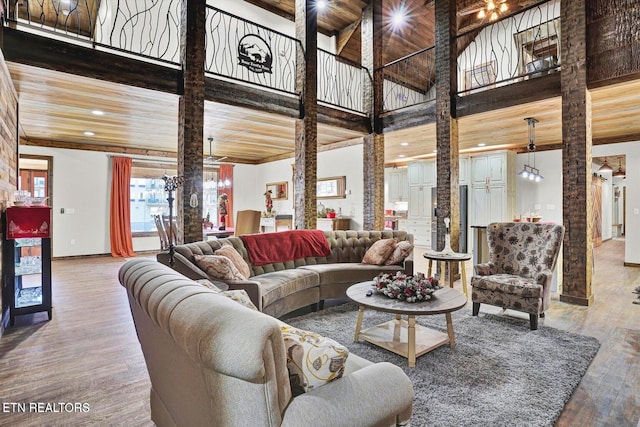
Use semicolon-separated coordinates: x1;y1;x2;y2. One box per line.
129;162;220;235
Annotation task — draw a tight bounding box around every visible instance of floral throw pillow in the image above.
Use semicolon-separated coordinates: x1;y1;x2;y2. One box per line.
384;240;414;265
280;324;349;396
214;244;251;279
194;279;258;311
362;238;397;265
194;255;247;281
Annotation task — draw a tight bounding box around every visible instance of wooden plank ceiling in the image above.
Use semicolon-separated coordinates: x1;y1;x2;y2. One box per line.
10;0;640;168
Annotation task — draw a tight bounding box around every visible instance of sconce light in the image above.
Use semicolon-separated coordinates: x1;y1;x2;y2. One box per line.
517;117;544;182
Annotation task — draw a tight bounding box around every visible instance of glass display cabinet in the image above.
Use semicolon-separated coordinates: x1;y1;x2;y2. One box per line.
2;206;52;326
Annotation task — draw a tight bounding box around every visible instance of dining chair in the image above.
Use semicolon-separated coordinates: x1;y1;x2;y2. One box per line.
162;215;178;246
234;210;262;236
154;215;170;251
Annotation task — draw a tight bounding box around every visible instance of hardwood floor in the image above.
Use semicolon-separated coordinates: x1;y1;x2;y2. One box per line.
0;242;638;426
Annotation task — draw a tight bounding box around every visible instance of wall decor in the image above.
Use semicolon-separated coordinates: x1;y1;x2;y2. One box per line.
238;34;273;74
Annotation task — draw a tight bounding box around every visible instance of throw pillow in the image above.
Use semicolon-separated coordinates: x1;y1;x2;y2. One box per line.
384;240;414;265
280;324;349;397
362;238;396;265
194;279;258;311
214;244;252;279
194;255;248;281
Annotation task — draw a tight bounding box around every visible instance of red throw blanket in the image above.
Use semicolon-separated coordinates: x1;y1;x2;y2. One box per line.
240;230;331;266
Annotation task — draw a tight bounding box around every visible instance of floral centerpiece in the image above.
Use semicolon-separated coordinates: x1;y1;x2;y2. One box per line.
373;271;442;303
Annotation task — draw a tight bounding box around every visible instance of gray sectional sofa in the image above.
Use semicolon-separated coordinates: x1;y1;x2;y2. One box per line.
157;230;413;318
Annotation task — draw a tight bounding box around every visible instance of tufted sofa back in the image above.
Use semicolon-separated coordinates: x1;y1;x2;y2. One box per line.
487;222;565;278
163;230;412;279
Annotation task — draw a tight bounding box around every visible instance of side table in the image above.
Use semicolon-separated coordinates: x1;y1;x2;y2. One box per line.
423;251;472;297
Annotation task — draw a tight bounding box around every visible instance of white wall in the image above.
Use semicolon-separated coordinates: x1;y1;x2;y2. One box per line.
516;150;563;224
234;144;365;229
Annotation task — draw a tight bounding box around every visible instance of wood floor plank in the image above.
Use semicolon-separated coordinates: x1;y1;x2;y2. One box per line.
0;243;638;426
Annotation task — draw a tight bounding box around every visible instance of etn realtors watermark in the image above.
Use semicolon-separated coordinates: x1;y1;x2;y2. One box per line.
2;402;90;413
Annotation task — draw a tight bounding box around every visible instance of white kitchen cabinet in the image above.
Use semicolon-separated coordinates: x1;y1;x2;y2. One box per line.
405;219;431;247
408;160;435;187
408;185;431;219
386;168;408;203
469;151;516;226
459;155;469;185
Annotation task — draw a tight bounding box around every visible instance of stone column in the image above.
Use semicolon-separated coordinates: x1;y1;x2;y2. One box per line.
560;0;594;306
435;0;460;254
294;0;318;230
178;0;205;243
361;0;384;231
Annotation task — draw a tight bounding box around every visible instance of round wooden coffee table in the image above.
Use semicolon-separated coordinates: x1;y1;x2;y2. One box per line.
346;281;467;367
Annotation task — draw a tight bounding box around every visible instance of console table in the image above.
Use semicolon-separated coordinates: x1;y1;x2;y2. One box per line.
317;218;350;231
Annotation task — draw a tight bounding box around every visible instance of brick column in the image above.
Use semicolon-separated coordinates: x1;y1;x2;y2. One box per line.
178;0;205;243
560;0;594;306
435;0;460;253
362;0;384;231
294;0;318;230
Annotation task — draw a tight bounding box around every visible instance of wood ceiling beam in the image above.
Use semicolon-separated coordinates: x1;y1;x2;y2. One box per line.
381;100;437;132
2;27;180;94
20;138;177;157
336;19;361;55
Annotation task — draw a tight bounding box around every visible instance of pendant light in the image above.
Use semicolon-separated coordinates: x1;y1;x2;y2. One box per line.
598;157;613;172
612;156;626;178
517;117;543;182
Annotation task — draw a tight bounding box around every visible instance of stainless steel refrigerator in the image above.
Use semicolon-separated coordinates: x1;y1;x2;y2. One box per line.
431;185;468;253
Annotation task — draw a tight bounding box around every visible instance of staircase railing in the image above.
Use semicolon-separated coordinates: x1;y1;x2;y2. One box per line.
380;46;436;113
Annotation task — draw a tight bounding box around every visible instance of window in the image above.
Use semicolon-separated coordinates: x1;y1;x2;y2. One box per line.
129;163;220;235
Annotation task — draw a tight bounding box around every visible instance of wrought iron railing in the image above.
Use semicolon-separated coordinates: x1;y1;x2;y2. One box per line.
381;46;436;113
318;48;368;114
2;0;182;65
94;0;181;64
457;0;560;95
205;5;298;96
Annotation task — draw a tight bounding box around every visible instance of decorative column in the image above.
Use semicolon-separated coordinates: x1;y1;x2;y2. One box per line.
294;0;318;230
435;0;460;255
178;0;206;243
560;0;594;306
361;0;385;231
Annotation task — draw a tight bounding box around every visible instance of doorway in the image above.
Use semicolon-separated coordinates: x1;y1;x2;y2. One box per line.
18;155;53;204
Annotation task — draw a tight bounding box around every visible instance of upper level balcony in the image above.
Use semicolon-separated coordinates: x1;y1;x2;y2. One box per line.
3;0;561;121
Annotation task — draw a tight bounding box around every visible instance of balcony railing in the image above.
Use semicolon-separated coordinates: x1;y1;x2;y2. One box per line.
457;0;560;95
205;5;299;96
318;49;368;114
3;0;182;65
381;46;436;113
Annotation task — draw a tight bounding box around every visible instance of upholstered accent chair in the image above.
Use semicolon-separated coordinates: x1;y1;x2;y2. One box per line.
471;222;565;330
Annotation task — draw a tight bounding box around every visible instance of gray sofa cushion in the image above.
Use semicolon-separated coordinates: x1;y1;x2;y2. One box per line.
253;269;320;308
299;263;405;285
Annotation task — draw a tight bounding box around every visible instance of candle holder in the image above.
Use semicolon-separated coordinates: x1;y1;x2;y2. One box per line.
162;175;185;266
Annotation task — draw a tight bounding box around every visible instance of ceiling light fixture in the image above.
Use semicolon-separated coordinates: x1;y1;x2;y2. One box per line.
83;131;95;136
390;5;408;30
612;156;626;178
598;157;613;172
92;110;105;116
477;0;508;22
518;117;543;182
317;0;328;10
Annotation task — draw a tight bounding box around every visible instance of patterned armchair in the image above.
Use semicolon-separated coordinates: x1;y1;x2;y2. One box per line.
471;222;565;330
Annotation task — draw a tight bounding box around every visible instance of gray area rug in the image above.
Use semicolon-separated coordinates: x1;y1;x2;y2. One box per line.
286;303;600;427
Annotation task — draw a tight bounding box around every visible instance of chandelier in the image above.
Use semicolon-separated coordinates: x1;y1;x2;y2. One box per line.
477;1;509;21
518;117;543;182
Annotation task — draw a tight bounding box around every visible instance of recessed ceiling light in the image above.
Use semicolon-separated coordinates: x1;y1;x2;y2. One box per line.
92;110;105;116
433;149;437;153
478;143;486;147
390;6;408;30
84;131;95;136
400;142;409;146
399;154;406;158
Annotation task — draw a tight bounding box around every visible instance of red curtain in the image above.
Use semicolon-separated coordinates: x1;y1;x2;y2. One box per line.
220;164;234;227
110;157;136;257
